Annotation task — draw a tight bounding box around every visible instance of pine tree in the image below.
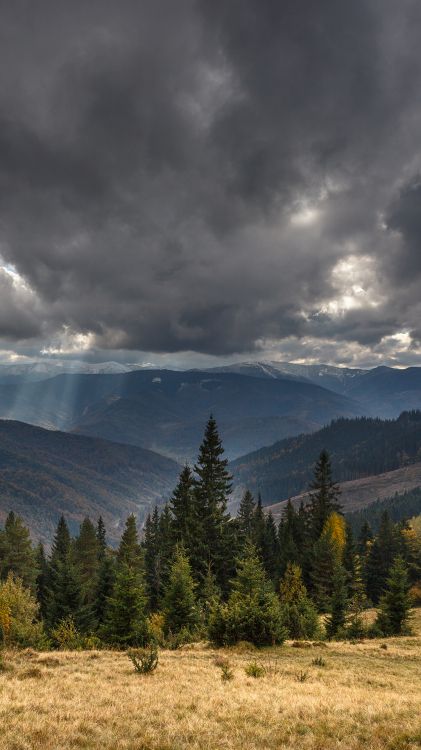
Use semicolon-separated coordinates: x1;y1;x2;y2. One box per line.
96;517;107;559
35;543;49;621
307;450;342;542
103;515;148;645
310;532;337;611
143;508;161;611
208;543;286;646
0;512;36;589
343;524;357;597
73;518;101;632
45;516;83;629
94;552;115;630
261;512;279;584
193;416;233;591
358;520;373;554
279;563;320;639
103;562;148;646
278;500;300;576
325;563;348;639
169;465;198;559
163;547;198;635
366;512;399;603
237;490;256;545
375;556;413;636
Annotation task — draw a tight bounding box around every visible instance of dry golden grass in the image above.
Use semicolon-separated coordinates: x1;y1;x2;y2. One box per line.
1;611;421;750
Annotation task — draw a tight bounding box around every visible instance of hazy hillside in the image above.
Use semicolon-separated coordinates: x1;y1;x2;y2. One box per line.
230;411;421;505
0;420;179;545
0;370;361;462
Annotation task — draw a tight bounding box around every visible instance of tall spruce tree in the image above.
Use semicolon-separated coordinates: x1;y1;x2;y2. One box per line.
193;416;233;591
169;465;197;558
366;512;400;603
163;546;198;635
73;518;101;631
325;562;348;639
46;516;83;629
103;515;148;645
237;490;257;546
35;542;49;621
307;450;342;542
375;556;413;636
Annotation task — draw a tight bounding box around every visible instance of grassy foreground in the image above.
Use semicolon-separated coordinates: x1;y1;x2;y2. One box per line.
1;612;421;750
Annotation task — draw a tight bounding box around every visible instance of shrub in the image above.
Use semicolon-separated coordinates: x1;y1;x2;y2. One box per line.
311;656;326;667
245;661;266;678
147;613;166;646
215;657;233;682
296;670;309;682
0;573;46;648
51;616;83;650
128;645;159;674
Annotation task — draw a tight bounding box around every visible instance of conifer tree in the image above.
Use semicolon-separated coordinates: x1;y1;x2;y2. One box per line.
278;500;300;576
343;523;357;596
307;450;342;542
143;508;162;611
45;516;83;629
96;517;107;559
261;511;279;584
73;518;101;632
279;563;319;639
193;416;233;590
163;547;198;635
35;543;49;621
169;466;197;559
237;490;256;545
375;556;413;636
0;512;36;589
208;543;286;646
310;532;337;611
366;512;399;603
325;563;348;639
103;515;148;645
358;520;373;554
94;551;115;630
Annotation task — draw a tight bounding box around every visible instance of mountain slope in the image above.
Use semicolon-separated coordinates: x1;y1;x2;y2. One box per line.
230;411;421;506
0;370;362;461
0;420;179;545
264;463;421;521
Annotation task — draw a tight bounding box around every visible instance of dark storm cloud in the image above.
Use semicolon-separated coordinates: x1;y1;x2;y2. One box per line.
0;0;421;361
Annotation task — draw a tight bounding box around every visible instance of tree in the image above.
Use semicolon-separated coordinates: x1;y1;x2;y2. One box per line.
193;416;234;590
375;556;413;636
0;573;45;648
322;512;346;561
73;518;100;630
366;512;400;603
45;516;83;629
278;500;301;576
310;532;337;611
169;465;197;559
237;490;256;545
307;450;342;542
0;512;36;589
35;543;49;620
143;508;162;611
163;547;198;635
208;543;286;646
96;516;107;559
343;523;357;596
279;563;320;639
103;514;149;645
103;562;149;646
325;563;348;639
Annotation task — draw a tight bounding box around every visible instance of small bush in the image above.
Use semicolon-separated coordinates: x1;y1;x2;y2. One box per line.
292;641;312;648
245;661;266;678
296;670;309;682
128;645;158;674
311;656;327;667
165;626;195;650
51;616;83;650
215;656;234;682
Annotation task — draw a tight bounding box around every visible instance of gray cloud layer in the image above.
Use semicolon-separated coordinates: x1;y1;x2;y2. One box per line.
0;0;421;364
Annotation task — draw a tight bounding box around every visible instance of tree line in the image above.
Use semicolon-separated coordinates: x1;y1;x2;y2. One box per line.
0;416;419;649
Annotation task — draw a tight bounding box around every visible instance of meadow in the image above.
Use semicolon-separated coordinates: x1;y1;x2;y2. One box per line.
1;610;420;750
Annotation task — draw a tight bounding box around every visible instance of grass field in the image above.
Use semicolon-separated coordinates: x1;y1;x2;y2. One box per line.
1;611;421;750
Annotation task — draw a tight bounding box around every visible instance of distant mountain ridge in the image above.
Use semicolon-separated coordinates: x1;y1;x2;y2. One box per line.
0;420;179;545
0;369;361;462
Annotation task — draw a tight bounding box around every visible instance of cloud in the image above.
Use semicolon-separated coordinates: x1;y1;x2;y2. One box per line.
0;0;420;364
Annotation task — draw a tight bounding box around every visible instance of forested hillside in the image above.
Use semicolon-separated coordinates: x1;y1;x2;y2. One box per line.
231;411;421;505
0;421;179;544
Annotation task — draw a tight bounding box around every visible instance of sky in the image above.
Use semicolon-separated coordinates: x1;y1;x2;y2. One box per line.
1;0;421;369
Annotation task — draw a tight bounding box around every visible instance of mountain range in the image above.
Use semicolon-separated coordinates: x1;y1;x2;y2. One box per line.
1;360;421;542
